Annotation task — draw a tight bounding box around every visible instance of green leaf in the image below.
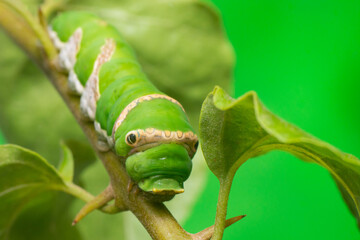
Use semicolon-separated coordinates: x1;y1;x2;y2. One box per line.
9;192;82;240
58;142;74;182
0;144;95;239
199;86;360;238
62;139;97;181
0;144;65;239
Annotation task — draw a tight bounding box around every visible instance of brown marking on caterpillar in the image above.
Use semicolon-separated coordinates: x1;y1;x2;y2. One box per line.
112;94;186;138
146;128;155;135
125;128;198;156
164;131;172;138
176;131;184;140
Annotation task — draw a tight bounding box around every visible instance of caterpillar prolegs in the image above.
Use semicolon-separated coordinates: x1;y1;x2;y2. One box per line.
49;11;198;195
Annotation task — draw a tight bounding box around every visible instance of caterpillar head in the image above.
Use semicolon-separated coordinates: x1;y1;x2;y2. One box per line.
122;128;198;194
112;96;197;196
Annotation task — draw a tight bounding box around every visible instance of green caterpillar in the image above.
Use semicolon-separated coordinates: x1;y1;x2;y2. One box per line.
49;11;198;195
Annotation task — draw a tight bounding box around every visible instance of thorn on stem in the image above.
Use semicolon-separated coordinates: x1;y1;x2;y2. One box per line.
72;185;115;225
192;215;246;240
225;215;246;228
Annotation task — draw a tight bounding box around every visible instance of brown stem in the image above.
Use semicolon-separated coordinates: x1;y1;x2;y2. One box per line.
0;2;42;62
0;3;193;240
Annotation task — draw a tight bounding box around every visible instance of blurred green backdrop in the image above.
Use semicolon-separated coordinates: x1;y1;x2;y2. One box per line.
0;132;4;145
185;0;360;239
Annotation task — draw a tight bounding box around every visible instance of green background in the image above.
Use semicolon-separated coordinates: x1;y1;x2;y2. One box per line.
185;0;360;239
0;132;4;145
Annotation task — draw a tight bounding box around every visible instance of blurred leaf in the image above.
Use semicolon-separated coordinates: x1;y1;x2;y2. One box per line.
62;139;97;181
9;191;82;240
68;0;234;126
0;144;65;239
200;86;360;226
335;180;360;228
58;142;74;182
0;144;100;239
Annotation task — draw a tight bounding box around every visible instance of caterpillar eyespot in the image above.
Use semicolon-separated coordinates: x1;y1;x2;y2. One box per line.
126;133;137;145
50;11;197;196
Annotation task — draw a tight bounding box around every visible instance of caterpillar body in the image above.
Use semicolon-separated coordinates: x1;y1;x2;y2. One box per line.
49;12;198;195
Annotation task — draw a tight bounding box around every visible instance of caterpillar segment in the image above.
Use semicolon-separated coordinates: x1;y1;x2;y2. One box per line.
49;11;198;197
80;38;116;120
